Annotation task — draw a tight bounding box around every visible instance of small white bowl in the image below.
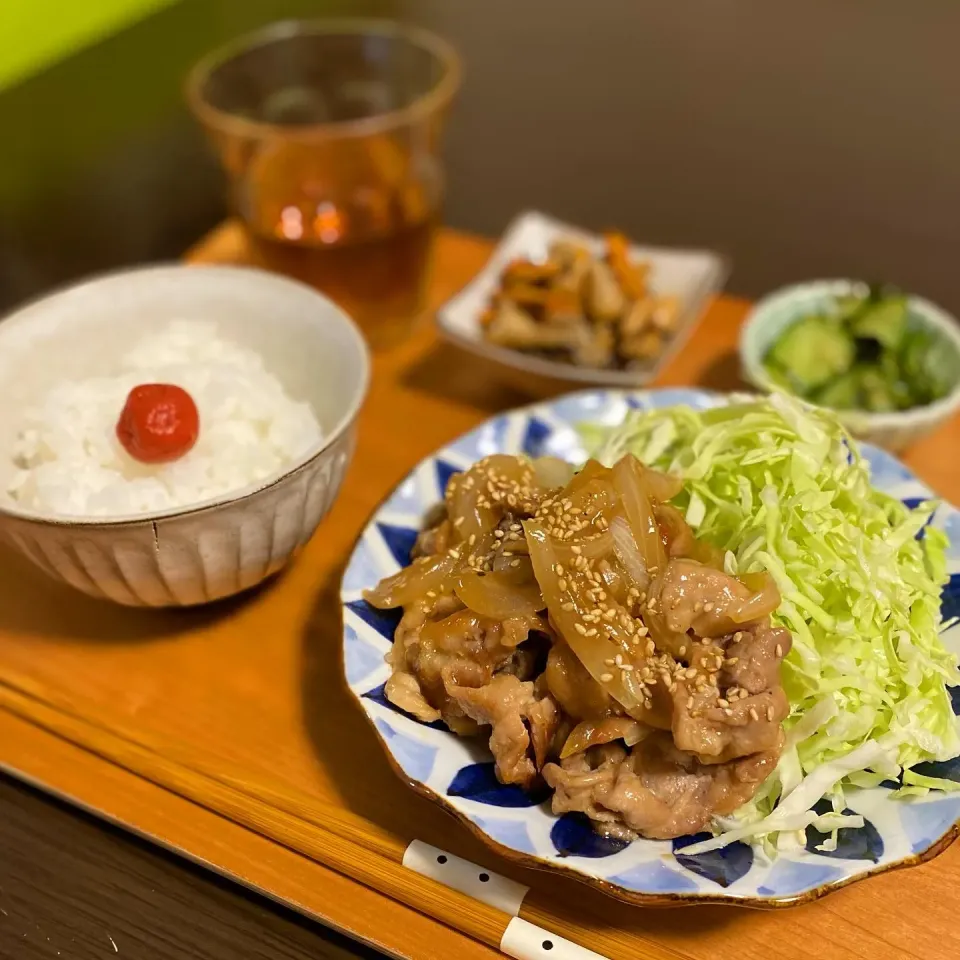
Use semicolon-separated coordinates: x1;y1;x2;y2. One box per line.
436;210;729;396
0;265;369;606
740;279;960;452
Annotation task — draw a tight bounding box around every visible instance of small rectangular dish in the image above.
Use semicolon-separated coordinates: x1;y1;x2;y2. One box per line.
436;211;729;394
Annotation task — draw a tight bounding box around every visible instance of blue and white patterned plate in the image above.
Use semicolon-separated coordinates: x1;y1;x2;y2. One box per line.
340;388;960;907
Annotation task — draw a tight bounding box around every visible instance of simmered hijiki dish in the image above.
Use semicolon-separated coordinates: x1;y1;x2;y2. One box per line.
366;452;792;840
367;396;960;853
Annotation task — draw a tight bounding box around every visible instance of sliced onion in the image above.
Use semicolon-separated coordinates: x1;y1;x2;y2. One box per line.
492;553;534;577
564;479;618;521
544;642;613;720
524;519;650;720
364;554;457;609
730;572;781;623
447;454;537;544
455;569;544;619
610;516;649;589
613;456;667;574
567;459;608;492
560;717;650;758
420;609;488;650
554;531;614;562
654;502;695;558
642;466;683;503
533;456;575;490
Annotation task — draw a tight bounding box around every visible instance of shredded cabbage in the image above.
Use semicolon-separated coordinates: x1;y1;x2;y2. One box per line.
584;393;959;852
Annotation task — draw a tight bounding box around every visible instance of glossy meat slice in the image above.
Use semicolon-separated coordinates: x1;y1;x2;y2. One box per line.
543;640;617;721
387;597;545;734
446;674;560;788
721;621;793;695
544;732;783;840
670;683;789;764
384;670;441;723
647;559;779;639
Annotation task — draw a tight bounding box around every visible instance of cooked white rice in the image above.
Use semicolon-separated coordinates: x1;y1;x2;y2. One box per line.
7;320;323;517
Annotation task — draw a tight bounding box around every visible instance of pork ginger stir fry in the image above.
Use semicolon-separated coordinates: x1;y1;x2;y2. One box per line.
364;454;792;841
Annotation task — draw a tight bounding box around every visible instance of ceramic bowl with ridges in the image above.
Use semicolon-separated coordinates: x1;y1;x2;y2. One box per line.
0;265;369;607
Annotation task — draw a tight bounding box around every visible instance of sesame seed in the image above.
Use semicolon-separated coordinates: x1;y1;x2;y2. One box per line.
510;559;521;567
600;672;614;682
426;590;436;598
678;646;687;657
604;658;615;666
647;597;657;610
571;545;582;555
767;705;776;722
574;623;588;635
555;563;565;576
703;602;714;613
558;578;568;591
586;628;598;637
686;696;694;709
685;667;698;680
724;708;733;716
725;657;739;666
749;707;759;722
453;517;464;527
494;529;505;538
693;601;703;613
448;549;460;559
621;664;634;672
561;602;575;611
717;698;728;708
775;644;783;658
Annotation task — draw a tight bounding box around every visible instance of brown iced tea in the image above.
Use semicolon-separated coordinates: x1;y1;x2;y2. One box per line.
186;21;459;348
248;216;436;345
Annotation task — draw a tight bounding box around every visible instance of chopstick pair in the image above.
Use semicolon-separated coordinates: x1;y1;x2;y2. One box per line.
0;674;684;960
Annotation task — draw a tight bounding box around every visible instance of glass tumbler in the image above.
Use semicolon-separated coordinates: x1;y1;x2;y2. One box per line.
186;20;460;347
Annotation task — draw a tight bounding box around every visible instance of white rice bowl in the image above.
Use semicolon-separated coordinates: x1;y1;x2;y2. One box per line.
7;320;323;517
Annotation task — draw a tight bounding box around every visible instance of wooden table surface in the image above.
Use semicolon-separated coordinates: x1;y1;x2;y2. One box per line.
2;223;960;960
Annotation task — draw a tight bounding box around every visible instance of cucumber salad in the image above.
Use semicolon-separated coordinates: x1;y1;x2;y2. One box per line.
762;286;960;414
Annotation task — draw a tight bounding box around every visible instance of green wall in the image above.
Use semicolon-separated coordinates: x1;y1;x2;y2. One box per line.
0;0;179;90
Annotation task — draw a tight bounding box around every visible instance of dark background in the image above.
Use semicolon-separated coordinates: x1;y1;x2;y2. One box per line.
2;0;959;313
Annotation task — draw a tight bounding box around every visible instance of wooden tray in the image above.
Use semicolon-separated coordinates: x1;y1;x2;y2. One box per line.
2;222;960;960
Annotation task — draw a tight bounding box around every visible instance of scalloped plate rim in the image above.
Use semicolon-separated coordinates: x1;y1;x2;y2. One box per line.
340;386;960;907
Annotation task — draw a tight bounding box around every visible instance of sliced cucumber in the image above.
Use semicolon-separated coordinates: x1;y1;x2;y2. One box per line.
766;316;855;392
